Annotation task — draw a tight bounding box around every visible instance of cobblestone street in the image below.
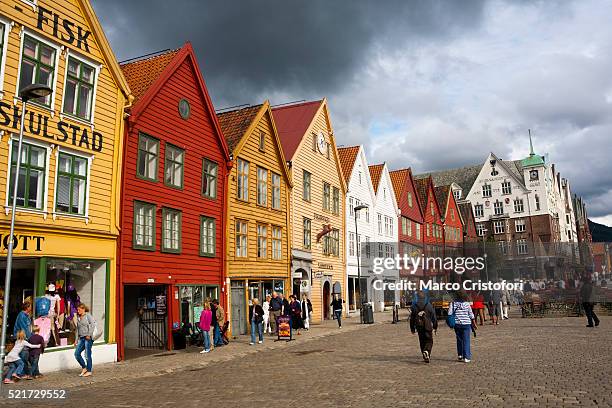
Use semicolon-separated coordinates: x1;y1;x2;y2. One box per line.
2;314;611;407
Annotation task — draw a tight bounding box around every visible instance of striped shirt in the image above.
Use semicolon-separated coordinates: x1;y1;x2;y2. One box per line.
448;301;474;325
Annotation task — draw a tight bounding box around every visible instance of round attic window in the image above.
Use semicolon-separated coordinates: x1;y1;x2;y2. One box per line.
178;98;190;120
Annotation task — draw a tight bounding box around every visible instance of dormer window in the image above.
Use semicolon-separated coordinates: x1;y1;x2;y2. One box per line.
453;189;462;201
259;132;265;151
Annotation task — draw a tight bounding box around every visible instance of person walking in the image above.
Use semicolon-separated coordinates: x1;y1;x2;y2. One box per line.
13;302;33;377
301;294;312;330
448;290;476;363
213;300;225;347
331;294;344;328
27;326;45;378
262;295;271;334
74;303;95;377
289;295;303;335
580;276;600;328
3;330;40;383
198;303;212;353
249;298;264;345
268;292;282;335
471;291;485;326
489;289;502;325
501;285;512;320
410;291;437;363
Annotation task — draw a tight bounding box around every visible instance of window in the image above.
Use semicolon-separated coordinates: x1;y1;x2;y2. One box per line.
312;134;317;152
8;141;47;210
202;159;218;199
494;201;503;216
272;226;282;260
453;189;462;201
133;201;155;250
63;57;96;120
450;208;455;221
474;204;484;218
498;240;508;255
401;217;407;235
515;218;526;233
493;220;505;234
482;184;492;198
349;232;355;257
271;173;281;209
535;194;540;211
408;192;413;207
365;236;371;258
303;170;311;201
476;223;486;237
416;224;421;240
358;172;362;185
430;202;435;216
236;220;248;257
56;152;88;215
517;239;528;255
501;181;512;195
137;133;159;181
164;144;184;188
426;223;431;237
332;187;340;215
326;143;330;159
237;159;249;201
349;197;354;216
377;213;383;234
513;198;524;213
257;167;268;206
162;208;181;253
303;218;311;250
0;22;6;84
258;132;265;151
200;216;215;256
365;207;370;223
323;182;331;211
331;229;340;256
257;224;267;258
19;35;56;106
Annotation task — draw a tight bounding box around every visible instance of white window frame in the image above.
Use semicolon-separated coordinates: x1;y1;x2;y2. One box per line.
15;28;61;112
476;223;486;237
493;220;505;234
501;180;512;195
482;183;492;198
515;218;526;233
474;204;483;218
493;200;503;215
20;0;37;12
52;145;93;222
4;134;51;217
517;239;528;255
514;198;524;213
60;49;101;127
0;16;14;96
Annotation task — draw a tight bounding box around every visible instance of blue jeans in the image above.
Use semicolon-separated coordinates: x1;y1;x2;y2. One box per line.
5;359;24;379
18;349;30;376
75;337;93;372
250;320;263;343
202;330;210;351
213;323;222;346
29;355;40;376
334;310;342;327
454;324;472;360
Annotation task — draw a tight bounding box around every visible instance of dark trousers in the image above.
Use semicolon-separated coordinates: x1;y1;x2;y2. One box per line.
583;302;600;326
29;355;40;376
19;350;30;376
213;323;222;346
417;328;433;354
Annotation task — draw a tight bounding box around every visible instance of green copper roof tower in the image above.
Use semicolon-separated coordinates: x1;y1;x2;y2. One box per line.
521;129;545;167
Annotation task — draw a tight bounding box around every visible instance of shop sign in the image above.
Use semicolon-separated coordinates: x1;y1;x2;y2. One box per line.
0;102;105;153
318;262;333;270
35;6;93;52
155;295;167;316
291;271;303;279
276;315;292;341
314;213;330;223
314;271;323;279
0;233;44;252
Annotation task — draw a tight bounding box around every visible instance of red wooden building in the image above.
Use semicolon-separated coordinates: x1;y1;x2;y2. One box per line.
117;43;231;359
390;168;425;279
414;176;445;278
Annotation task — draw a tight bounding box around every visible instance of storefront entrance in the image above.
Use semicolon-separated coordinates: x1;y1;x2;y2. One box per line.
230;279;285;335
123;285;168;355
323;281;331;320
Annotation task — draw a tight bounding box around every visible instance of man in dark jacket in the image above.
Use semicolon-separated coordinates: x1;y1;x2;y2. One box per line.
580;277;600;327
410;291;437;363
268;292;282;335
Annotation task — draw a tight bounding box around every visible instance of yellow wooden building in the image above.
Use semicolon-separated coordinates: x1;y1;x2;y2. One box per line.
0;0;131;371
217;101;292;335
272;99;346;323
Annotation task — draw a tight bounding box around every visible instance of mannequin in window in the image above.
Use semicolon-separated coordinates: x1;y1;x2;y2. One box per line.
44;284;61;346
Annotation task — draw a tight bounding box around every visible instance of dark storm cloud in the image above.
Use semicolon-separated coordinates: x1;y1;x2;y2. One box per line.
91;0;485;106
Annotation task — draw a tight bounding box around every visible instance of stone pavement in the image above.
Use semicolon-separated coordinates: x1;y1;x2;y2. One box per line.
1;313;611;407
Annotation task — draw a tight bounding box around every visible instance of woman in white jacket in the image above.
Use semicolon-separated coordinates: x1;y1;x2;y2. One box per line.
3;330;40;383
262;295;271;334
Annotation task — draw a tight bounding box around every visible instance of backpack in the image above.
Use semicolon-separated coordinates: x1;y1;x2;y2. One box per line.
415;304;433;331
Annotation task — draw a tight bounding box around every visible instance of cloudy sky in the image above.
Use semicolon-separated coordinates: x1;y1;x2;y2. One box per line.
92;0;612;226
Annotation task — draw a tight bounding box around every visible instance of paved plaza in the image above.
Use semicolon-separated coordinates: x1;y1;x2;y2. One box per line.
1;313;611;407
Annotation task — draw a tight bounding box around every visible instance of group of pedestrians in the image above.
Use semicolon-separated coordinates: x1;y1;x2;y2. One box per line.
470;285;513;326
198;299;226;354
250;292;313;345
4;301;97;384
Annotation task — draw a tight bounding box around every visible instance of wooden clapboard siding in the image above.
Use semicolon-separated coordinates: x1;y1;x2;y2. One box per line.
119;48;228;285
287;100;346;323
225;104;291;280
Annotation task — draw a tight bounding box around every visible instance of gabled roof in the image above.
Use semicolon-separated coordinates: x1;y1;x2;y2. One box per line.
121;49;180;104
415;164;481;193
272;100;322;161
369;164;384;193
434;185;451;216
413;177;430;214
337;146;360;185
217;105;263;152
389;168;410;204
458;202;474;228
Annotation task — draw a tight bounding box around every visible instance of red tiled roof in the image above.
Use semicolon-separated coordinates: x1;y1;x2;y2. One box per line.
271;100;322;161
389;168;410;204
337;146;360;185
369;164;384;193
217;105;263;153
434;185;451;216
120;49;180;104
414;177;430;214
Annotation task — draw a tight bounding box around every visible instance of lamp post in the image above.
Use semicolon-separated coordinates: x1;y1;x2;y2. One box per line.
354;204;368;323
0;84;53;378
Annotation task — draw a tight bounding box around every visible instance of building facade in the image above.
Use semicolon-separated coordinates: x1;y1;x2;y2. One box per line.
272;99;346;322
0;0;131;370
217;102;291;336
117;44;230;358
368;163;399;311
338;145;375;313
414;176;445;279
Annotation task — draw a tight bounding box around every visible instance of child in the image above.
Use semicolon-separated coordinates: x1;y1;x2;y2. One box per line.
28;325;45;378
3;330;40;384
198;303;212;354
